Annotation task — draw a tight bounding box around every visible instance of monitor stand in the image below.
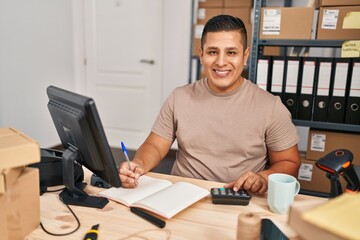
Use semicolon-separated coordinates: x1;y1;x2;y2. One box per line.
60;146;109;209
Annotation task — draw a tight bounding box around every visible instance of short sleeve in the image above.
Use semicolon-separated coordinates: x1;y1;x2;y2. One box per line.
265;97;300;151
151;91;176;142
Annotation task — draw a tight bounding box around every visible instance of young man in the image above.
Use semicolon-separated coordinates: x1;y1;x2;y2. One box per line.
118;15;300;195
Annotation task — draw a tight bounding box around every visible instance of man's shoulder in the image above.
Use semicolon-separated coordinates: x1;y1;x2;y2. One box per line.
173;79;205;95
244;80;278;101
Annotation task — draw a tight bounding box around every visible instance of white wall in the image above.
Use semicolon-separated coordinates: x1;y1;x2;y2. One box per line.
162;0;192;100
0;0;75;147
0;0;193;148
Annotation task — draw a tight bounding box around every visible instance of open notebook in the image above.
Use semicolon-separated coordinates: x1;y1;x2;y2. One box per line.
98;175;209;219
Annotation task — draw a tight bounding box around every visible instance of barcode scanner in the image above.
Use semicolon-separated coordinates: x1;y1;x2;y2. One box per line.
316;149;360;198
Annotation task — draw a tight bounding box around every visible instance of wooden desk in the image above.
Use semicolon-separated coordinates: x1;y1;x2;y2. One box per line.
27;171;319;240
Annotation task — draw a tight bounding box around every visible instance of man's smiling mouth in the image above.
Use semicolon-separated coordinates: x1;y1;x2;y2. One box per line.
214;69;230;77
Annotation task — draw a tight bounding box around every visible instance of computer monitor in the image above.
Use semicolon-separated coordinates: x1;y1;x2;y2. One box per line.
46;85;121;208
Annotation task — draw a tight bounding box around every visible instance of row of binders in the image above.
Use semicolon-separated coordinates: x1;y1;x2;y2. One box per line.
256;56;360;125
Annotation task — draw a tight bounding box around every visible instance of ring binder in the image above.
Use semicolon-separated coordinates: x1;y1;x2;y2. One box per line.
283;56;300;118
345;59;360;125
270;56;286;100
256;56;271;91
297;58;317;121
313;58;333;122
327;58;351;123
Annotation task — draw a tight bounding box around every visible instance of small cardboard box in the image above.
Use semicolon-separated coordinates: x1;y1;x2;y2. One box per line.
317;6;360;40
0;128;40;170
319;0;360;7
260;7;314;40
288;199;342;240
298;159;347;194
306;129;360;165
1;167;40;240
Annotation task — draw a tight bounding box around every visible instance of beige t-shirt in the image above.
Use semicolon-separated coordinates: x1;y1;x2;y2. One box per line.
152;78;299;183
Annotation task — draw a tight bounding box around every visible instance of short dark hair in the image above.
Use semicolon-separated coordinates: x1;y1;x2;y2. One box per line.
201;15;248;50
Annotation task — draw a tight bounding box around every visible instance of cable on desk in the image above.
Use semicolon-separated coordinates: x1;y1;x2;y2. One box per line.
40;188;81;236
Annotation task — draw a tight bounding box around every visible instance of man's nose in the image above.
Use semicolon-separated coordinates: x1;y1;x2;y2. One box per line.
215;53;227;66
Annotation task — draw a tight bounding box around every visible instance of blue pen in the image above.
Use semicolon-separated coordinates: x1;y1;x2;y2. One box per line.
121;141;132;170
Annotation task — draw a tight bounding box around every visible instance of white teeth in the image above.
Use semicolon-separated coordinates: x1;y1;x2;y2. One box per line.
215;70;228;74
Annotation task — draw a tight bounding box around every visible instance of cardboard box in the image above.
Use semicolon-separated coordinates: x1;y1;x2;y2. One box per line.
306;129;360;165
0;194;9;238
0;128;40;170
319;0;360;6
223;7;252;24
262;46;282;56
196;8;222;24
1;167;40;240
298;159;347;194
301;193;360;239
260;7;314;40
223;0;252;7
288;199;342;240
317;6;360;40
198;0;223;8
0;167;24;194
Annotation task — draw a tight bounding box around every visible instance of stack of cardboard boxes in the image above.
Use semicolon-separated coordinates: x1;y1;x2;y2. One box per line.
259;0;360;41
316;0;360;40
258;0;360;56
0;128;41;239
298;129;360;195
259;7;315;40
192;0;253;57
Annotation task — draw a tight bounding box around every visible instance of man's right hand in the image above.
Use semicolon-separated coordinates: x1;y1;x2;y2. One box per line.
118;161;144;188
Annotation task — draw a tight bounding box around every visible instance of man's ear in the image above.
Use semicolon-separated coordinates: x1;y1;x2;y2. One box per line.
243;47;250;66
199;47;203;64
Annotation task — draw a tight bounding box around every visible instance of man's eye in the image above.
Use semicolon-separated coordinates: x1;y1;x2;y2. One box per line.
228;51;237;55
208;51;217;55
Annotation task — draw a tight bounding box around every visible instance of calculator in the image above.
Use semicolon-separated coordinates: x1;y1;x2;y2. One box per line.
210;187;251;205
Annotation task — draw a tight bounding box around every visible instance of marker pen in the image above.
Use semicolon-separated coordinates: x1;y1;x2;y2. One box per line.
130;207;166;228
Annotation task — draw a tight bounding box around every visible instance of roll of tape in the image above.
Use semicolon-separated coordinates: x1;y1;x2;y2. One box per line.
236;212;261;240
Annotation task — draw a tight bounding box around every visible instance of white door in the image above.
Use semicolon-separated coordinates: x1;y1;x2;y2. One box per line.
84;0;163;149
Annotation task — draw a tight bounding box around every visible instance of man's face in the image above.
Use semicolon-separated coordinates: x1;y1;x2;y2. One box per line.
199;31;250;93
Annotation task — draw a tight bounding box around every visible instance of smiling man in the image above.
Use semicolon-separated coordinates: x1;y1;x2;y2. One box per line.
118;15;301;195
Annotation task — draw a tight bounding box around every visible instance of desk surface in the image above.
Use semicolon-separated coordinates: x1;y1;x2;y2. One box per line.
27;170;320;240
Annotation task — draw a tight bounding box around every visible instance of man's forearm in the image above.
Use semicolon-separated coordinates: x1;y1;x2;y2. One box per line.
132;143;166;173
261;160;300;179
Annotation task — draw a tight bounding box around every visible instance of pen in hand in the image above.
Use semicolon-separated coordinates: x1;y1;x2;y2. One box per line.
121;141;132;170
121;141;139;186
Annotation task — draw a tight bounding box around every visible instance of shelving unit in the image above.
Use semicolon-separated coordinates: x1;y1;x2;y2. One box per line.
249;0;360;133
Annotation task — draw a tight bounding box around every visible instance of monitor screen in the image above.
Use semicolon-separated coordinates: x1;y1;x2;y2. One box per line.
47;85;121;208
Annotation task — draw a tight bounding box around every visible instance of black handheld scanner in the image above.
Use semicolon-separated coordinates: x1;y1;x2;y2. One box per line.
316;149;360;193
